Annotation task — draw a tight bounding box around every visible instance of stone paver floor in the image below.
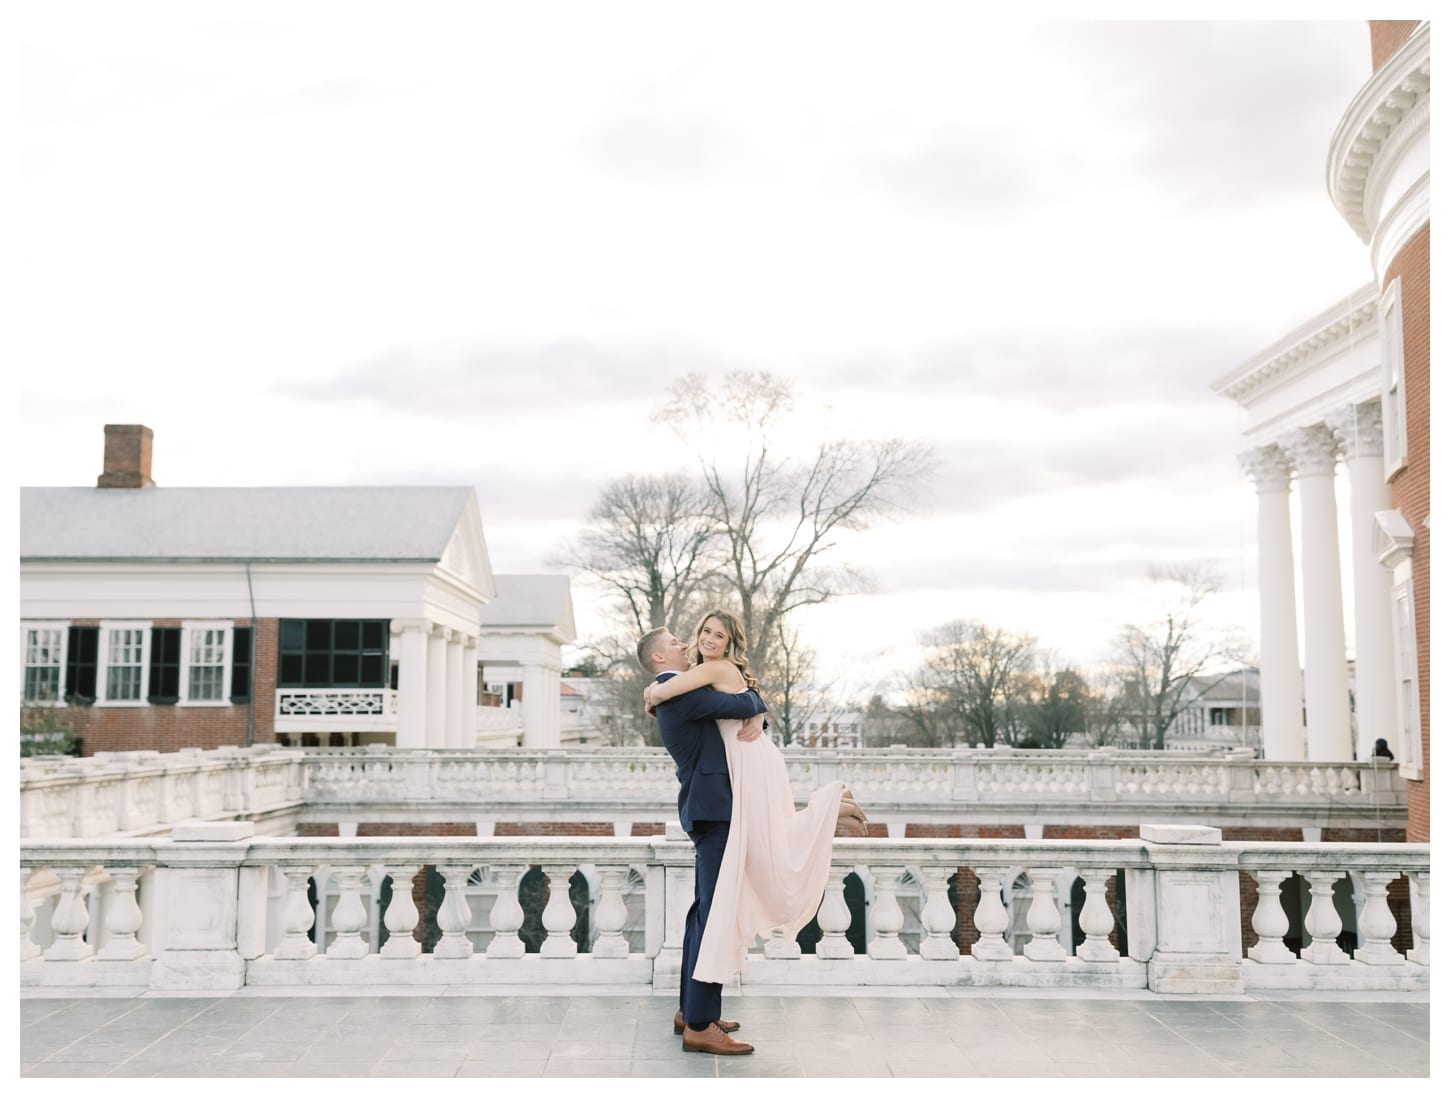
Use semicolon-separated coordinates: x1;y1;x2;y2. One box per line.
18;987;1430;1080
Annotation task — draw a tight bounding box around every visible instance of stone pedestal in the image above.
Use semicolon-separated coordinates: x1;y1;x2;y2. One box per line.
149;821;255;992
1137;825;1245;994
651;831;693;992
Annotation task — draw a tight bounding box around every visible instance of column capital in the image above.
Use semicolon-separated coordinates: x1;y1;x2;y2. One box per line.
1325;399;1385;460
1238;445;1292;492
1279;423;1340;476
390;618;432;637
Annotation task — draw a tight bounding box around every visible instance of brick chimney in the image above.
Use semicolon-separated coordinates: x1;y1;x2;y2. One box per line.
96;424;156;489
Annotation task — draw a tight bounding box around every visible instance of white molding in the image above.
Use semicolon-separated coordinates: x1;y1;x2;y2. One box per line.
1211;287;1378;405
1327;23;1430;242
1369;171;1431;284
1374;508;1416;572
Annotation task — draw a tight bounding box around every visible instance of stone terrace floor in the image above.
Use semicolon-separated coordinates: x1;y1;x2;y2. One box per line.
17;986;1432;1082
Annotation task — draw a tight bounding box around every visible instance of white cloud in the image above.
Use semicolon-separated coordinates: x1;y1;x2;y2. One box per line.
14;7;1376;690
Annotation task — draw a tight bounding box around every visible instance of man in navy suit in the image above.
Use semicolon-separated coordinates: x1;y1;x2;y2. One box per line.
637;625;765;1056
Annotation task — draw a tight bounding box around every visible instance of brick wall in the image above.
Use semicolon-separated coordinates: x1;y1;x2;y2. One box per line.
1384;223;1431;842
64;618;280;755
1369;20;1422;71
495;822;616;837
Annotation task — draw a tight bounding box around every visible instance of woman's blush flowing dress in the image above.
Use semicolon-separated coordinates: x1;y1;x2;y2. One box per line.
691;713;845;984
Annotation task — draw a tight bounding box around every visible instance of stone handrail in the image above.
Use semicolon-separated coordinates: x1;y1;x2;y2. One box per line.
19;746;306;839
19;745;1407;838
19;827;1429;997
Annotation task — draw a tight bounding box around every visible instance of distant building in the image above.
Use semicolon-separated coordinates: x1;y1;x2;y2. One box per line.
20;424;576;753
1164;670;1262;752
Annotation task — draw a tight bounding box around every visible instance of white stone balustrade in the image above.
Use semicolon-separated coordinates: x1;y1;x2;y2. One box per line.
21;745;1406;840
20;832;1428;996
19;746;306;839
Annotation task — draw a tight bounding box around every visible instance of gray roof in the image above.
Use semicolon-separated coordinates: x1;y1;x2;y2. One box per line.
481;574;575;636
19;486;477;562
1188;669;1261;703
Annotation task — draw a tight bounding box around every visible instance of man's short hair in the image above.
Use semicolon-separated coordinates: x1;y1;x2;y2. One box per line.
636;627;669;673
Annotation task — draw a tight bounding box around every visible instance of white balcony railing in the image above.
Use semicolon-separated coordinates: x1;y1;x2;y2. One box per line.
274;688;399;733
19;746;1408;840
19;827;1429;996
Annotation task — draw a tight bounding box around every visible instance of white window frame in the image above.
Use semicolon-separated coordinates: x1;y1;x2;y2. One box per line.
1389;579;1423;780
97;621;151;707
20;623;68;706
1379;278;1409;479
180;622;234;706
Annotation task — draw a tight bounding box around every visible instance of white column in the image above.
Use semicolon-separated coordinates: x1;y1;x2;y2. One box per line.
1238;445;1305;761
444;632;465;749
1280;424;1354;761
393;621;428;749
1326;400;1396;761
426;626;447;748
460;636;479;749
520;661;560;748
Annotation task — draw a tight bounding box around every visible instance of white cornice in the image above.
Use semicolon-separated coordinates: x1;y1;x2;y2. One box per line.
1327;23;1431;243
1369;171;1431;281
1210;285;1378;406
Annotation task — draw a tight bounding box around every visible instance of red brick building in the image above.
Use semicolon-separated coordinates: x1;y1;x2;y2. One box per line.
20;425;576;755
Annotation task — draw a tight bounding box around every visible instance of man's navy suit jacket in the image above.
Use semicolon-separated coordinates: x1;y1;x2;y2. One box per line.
654;671;767;833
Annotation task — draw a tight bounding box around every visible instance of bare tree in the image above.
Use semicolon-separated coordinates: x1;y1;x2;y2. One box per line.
908;620;1039;747
1081;667;1129;747
552;474;721;636
1023;656;1091;749
757;620;819;746
1114;563;1241;750
654;369;933;675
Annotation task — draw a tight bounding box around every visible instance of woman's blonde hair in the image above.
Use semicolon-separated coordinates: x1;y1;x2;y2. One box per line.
690;607;759;690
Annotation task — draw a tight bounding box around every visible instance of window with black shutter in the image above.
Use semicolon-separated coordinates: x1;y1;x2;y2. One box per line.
64;626;99;704
148;627;181;704
231;627;253;701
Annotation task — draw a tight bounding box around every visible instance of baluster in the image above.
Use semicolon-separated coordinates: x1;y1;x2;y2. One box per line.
865;866;907;960
814;865;855;959
1407;870;1430;965
591;867;630;958
764;926;802;959
1075;869;1118;963
1301;870;1350;964
1246;869;1295;963
433;865;475;959
917;866;958;960
325;865;369;959
487;864;527;958
96;867;146;960
1022;868;1066;962
539;864;579;958
1356;871;1403;965
20;868;41;962
273;866;318;960
44;867;93;961
379;865;422;959
970;867;1013;961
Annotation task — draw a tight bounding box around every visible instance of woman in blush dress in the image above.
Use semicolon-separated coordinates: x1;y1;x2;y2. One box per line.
644;607;868;984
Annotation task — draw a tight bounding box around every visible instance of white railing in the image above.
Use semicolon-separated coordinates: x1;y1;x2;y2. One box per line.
272;690;527;744
19;826;1428;996
20;745;1408;839
19;747;305;839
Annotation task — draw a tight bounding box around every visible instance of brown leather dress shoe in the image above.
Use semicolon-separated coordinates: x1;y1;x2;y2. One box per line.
682;1021;754;1055
674;1011;740;1035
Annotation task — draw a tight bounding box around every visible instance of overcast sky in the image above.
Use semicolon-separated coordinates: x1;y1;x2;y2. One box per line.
13;4;1381;700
